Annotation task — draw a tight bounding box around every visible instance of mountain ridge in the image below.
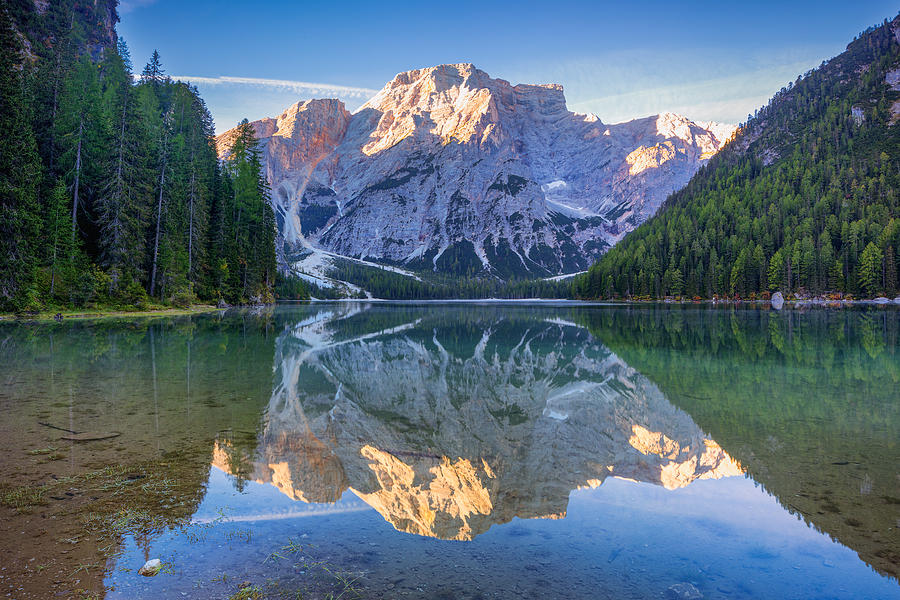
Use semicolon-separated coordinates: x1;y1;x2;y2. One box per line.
574;14;900;299
217;63;735;279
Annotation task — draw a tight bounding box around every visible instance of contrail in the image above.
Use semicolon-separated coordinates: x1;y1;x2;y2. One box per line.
171;74;378;99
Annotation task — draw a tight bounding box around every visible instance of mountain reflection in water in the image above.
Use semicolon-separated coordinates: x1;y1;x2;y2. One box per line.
1;303;898;599
212;304;743;541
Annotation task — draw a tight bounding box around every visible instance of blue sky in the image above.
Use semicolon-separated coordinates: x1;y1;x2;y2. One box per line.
118;1;900;133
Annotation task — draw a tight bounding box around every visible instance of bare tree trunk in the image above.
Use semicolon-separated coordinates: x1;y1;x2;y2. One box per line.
112;91;128;263
71;117;83;241
149;124;169;297
49;54;62;173
188;143;196;291
786;257;792;294
48;12;76;174
50;199;61;296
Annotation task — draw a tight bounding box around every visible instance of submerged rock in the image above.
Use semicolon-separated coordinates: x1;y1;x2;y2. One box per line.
61;431;121;442
770;291;784;310
138;558;162;576
667;582;703;600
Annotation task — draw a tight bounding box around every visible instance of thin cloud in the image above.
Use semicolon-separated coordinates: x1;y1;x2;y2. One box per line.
566;60;818;125
119;0;157;14
171;75;378;100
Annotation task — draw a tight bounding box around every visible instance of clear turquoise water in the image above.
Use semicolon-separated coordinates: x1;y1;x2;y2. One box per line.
1;303;897;599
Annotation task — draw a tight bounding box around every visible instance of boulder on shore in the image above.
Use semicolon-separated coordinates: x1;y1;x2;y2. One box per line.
770;291;784;310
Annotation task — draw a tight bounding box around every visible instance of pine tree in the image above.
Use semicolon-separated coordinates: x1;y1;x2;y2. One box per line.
883;246;897;297
141;49;165;86
149;105;174;298
0;6;42;310
30;0;84;176
96;40;152;291
0;6;268;312
44;179;78;300
858;242;883;297
56;54;103;243
221;119;277;302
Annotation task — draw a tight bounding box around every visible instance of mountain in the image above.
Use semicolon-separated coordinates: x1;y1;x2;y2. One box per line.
217;64;734;278
6;0;118;62
574;14;900;299
213;304;741;541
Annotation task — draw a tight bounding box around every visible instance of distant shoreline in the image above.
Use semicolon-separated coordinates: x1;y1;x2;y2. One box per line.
295;298;900;307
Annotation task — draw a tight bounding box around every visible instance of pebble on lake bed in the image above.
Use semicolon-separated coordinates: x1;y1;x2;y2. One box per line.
138;559;162;576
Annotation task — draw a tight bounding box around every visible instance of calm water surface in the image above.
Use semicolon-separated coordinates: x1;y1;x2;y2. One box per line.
0;303;897;599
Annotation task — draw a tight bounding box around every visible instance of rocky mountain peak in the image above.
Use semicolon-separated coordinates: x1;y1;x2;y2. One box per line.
356;63;571;153
272;98;350;139
216;64;736;278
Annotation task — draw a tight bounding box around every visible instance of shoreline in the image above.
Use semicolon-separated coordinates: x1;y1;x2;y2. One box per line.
0;305;225;323
2;298;898;321
296;297;900;308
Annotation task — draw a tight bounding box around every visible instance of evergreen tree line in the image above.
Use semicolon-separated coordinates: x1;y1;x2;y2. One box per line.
325;260;572;300
573;16;900;300
0;2;277;312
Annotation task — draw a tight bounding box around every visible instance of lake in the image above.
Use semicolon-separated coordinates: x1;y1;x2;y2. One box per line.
0;303;898;599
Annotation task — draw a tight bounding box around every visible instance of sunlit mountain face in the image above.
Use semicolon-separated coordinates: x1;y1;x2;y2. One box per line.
216;64;735;278
212;304;743;540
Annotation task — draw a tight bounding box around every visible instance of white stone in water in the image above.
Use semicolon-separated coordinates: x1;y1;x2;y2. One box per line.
873;297;890;304
770;291;784;310
894;297;900;304
138;559;162;576
667;582;703;600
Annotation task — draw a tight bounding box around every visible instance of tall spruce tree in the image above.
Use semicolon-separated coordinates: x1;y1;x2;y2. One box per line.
56;54;103;243
96;39;153;291
221;119;277;302
44;178;79;300
0;6;42;310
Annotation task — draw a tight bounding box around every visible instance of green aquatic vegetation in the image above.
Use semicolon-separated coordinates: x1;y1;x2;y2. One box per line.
38;452;67;462
26;446;67;462
229;585;264;600
0;484;48;510
225;527;252;543
26;446;59;455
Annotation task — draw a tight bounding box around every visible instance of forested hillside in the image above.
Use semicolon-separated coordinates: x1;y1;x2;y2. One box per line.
574;15;900;300
0;1;279;312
